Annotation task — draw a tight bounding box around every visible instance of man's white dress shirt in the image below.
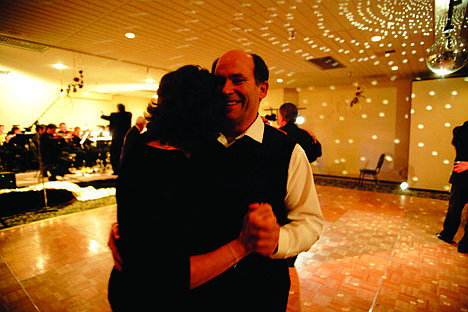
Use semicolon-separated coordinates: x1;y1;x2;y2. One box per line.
217;115;324;258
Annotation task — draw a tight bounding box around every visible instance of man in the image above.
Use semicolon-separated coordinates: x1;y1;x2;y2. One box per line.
101;104;132;175
119;116;147;166
108;51;323;311
186;50;323;310
40;124;71;181
437;121;468;253
278;102;322;163
57;122;70;136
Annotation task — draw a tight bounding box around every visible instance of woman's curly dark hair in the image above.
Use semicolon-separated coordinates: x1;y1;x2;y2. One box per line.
146;65;226;152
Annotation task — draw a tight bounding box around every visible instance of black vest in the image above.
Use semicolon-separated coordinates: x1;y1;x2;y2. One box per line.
188;125;297;311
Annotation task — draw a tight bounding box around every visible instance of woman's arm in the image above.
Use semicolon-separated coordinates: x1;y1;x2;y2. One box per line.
190;238;249;289
190;202;280;289
108;203;279;290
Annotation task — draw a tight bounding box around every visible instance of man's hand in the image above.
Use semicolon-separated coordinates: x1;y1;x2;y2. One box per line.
108;222;123;271
304;128;318;143
239;203;280;257
454;161;468;173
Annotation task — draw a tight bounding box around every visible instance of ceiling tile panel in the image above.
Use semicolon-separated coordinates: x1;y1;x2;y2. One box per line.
1;0;467;93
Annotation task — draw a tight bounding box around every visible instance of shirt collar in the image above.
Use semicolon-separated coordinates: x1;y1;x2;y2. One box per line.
217;115;264;147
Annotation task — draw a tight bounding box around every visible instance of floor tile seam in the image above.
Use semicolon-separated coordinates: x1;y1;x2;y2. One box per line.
368;204;409;312
0;254;41;311
65;205;116;254
19;251;111;281
12;251;113;284
329;205;407;229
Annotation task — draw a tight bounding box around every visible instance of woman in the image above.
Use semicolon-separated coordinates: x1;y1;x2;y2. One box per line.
108;65;274;310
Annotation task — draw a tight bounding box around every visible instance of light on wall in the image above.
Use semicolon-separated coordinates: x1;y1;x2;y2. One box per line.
296;115;305;125
426;0;468;76
400;182;409;190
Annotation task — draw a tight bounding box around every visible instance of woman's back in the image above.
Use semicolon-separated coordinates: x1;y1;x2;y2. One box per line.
109;135;191;309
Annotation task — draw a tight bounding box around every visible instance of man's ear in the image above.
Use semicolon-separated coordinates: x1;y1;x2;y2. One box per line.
259;81;269;100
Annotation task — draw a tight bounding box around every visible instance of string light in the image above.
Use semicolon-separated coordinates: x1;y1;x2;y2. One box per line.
0;181;115;201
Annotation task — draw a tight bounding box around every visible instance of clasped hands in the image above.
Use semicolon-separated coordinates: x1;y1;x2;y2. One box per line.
238;203;280;257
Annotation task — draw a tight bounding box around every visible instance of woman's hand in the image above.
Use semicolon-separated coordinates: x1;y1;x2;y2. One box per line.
454;161;468;173
239;203;280;257
108;222;123;271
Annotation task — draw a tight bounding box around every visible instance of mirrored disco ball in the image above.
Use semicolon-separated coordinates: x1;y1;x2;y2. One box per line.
426;34;468;76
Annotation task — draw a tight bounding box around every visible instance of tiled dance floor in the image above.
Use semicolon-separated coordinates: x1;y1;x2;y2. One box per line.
0;185;467;311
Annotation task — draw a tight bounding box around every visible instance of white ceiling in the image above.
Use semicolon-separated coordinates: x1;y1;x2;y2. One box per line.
1;0;468;97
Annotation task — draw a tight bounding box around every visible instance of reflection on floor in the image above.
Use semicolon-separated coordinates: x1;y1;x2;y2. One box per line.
0;184;467;311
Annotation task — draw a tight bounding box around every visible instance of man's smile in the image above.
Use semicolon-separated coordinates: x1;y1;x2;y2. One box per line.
226;100;242;106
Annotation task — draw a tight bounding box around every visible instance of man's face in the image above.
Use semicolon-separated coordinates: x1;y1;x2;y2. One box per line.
215;51;268;136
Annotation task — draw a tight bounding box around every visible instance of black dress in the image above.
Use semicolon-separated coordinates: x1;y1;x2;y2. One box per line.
108;134;190;311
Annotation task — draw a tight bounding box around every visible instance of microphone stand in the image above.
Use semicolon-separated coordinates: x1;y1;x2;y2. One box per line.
29;93;65;208
30;93;65;128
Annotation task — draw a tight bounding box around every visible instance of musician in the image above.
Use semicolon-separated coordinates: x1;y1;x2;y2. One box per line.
58;122;71;138
0;125;5;170
66;127;86;168
101;104;132;175
40;124;72;181
3;126;30;172
5;126;22;144
0;124;6;145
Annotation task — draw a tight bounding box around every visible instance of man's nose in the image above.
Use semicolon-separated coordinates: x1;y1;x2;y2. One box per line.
222;80;234;94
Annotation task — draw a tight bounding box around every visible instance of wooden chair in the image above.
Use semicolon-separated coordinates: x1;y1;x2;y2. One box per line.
358;153;385;185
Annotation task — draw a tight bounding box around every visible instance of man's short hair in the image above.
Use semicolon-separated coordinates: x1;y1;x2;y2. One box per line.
211;53;269;86
117;104;125;112
251;54;269;85
279;103;298;123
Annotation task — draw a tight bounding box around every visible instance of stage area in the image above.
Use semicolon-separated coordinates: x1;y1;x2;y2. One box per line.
0;168;116;229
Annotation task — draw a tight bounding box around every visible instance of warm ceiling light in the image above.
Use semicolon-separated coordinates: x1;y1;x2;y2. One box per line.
125;32;135;39
277;78;283;83
391;66;399;71
371;35;382;42
52;63;67;70
146;78;155;84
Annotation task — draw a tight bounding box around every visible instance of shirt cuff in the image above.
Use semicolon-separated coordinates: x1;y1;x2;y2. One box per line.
271;227;289;259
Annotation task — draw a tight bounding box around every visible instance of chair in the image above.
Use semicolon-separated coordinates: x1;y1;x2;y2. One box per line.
358;153;385;185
